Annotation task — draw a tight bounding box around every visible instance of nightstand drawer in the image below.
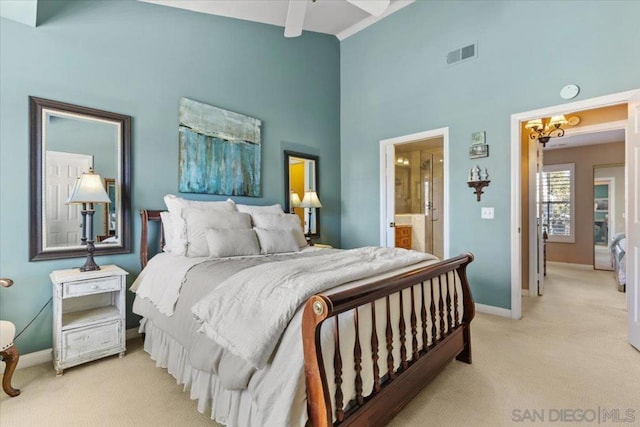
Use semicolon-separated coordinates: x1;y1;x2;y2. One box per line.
63;277;121;298
61;320;122;361
396;237;411;248
396;227;411;237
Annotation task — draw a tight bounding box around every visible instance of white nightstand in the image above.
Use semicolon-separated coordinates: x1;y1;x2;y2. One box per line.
50;265;128;375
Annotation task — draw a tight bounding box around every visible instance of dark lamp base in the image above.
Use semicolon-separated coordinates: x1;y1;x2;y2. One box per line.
79;241;101;272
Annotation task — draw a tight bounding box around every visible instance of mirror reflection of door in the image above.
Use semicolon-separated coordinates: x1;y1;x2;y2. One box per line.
594;164;625;271
45;151;92;247
393;138;444;258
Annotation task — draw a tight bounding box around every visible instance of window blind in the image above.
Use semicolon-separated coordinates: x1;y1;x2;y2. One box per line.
538;168;572;237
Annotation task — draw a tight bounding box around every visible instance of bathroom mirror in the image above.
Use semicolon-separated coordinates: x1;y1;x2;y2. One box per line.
29;97;131;260
284;151;319;237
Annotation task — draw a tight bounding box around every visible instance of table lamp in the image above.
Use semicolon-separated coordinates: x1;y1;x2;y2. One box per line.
66;168;111;271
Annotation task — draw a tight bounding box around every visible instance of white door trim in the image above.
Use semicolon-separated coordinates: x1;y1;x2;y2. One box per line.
379;127;450;258
510;89;640;321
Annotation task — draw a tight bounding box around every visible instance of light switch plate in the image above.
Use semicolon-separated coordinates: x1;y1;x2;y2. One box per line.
481;207;494;219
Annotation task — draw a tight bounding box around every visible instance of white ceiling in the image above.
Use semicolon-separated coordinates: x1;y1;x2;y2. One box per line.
138;0;414;40
544;128;625;150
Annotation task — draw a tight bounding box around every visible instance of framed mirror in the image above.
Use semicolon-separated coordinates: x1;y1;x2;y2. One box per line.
29;97;131;260
284;151;320;237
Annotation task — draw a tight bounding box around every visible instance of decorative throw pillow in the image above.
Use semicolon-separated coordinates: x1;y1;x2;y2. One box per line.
236;203;284;216
251;213;307;248
159;211;174;253
163;194;237;255
205;229;260;258
254;228;301;254
182;208;252;258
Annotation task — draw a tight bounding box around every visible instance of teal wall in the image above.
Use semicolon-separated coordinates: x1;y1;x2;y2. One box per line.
0;0;340;354
340;1;640;309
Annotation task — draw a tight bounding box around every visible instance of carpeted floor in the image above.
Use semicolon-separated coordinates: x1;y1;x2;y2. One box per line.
1;262;638;426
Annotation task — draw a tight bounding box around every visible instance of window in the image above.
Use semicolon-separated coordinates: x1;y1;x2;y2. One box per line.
537;163;575;243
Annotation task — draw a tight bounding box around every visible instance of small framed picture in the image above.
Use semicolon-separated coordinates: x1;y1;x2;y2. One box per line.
471;131;486;145
469;144;489;159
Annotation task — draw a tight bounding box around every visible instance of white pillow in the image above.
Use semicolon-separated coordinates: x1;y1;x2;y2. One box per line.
236;203;284;216
159;211;174;253
182;208;252;257
205;229;260;258
251;213;307;248
163;194;237;255
254;228;301;254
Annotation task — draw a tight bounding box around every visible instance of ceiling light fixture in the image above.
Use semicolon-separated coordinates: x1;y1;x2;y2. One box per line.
525;115;568;148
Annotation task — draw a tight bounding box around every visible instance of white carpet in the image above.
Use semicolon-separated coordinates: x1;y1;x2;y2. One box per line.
1;262;638;426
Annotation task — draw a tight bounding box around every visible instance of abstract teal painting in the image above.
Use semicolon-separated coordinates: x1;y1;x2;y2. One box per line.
178;98;262;196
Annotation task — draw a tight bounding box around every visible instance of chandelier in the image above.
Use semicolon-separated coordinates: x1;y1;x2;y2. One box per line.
525;115;568;147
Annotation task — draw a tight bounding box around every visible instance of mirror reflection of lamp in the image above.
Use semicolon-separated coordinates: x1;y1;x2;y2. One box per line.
299;190;322;245
66;167;111;271
290;191;302;214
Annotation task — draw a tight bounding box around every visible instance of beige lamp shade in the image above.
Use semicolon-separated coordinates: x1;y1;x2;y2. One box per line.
66;168;111;204
290;191;302;208
548;115;568;127
299;190;322;208
525;119;543;130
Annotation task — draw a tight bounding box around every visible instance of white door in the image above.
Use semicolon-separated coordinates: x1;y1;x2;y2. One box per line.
384;143;395;247
627;93;640;350
45;151;92;247
537;143;545;295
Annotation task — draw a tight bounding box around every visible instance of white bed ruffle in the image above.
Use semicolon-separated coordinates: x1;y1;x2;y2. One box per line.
139;318;260;426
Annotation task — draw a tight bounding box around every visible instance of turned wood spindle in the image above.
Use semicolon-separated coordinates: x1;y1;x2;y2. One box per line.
430;279;437;344
371;301;381;393
410;286;418;362
334;316;344;422
445;273;453;333
420;282;428;352
438;276;446;339
385;295;395;380
354;308;364;406
453;273;460;328
398;290;408;370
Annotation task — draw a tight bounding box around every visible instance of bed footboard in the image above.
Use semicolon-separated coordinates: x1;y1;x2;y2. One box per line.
302;253;475;426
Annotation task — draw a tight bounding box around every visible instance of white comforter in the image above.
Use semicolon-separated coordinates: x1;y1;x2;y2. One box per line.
131;254;208;316
191;246;434;368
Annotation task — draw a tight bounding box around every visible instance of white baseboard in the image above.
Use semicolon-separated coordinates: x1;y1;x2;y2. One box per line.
1;328;142;373
475;303;512;318
0;348;52;374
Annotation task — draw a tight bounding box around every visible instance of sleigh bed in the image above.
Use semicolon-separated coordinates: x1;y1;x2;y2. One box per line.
133;203;475;427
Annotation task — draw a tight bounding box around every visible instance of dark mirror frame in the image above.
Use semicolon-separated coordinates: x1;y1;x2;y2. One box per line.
284;150;319;238
29;97;132;261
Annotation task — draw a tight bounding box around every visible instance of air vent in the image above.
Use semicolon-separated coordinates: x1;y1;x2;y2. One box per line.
446;42;478;65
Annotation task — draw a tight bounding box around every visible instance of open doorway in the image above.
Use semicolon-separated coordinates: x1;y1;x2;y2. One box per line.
394;139;444;257
528;110;626;292
379;128;449;259
510;88;640;350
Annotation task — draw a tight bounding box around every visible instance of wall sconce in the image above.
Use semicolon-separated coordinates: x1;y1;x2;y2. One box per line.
467;165;490;202
525;115;568;147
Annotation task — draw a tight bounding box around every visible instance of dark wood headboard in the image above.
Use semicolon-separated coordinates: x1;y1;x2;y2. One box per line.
140;209;164;269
